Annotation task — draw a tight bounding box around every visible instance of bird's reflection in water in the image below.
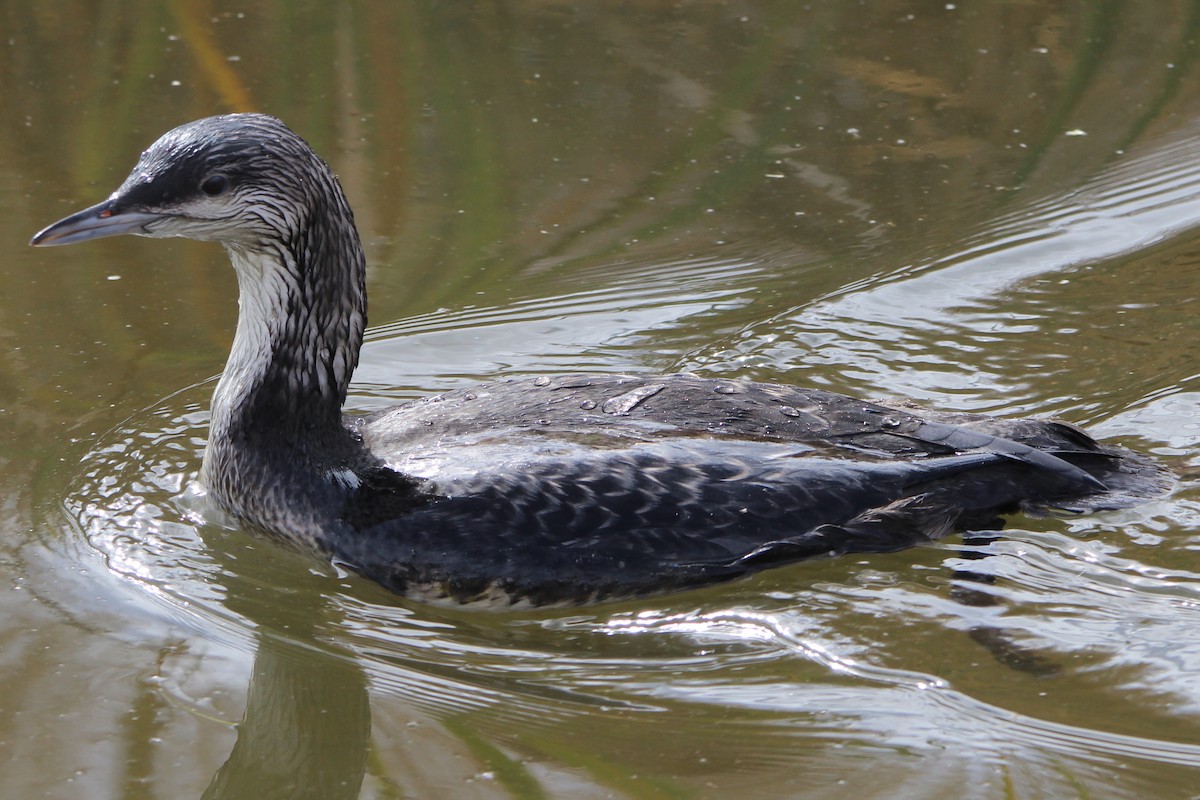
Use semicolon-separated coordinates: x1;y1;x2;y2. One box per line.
201;632;369;800
198;532;370;800
949;532;1062;678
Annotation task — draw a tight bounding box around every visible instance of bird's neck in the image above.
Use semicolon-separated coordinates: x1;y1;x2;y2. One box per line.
201;212;367;507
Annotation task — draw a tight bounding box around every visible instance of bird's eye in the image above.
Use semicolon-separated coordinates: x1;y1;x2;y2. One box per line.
200;174;229;197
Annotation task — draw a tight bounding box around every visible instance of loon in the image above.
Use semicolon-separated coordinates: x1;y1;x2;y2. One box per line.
31;114;1170;606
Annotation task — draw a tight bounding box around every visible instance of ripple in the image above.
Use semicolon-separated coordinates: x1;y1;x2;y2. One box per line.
59;380;1200;793
683;129;1200;418
57;208;1200;795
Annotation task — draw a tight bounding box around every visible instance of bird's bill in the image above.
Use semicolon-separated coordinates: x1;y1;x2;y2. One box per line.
30;199;167;247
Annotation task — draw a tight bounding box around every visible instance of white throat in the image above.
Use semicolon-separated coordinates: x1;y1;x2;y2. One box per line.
207;244;300;440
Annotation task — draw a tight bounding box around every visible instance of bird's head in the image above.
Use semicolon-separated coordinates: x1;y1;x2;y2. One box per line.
31;113;341;250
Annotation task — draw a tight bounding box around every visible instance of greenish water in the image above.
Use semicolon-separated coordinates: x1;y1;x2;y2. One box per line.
3;3;1200;798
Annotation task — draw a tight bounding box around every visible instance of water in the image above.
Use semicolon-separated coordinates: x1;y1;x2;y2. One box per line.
4;3;1200;798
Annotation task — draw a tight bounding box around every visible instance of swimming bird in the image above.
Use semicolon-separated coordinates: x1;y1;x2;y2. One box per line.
31;114;1170;605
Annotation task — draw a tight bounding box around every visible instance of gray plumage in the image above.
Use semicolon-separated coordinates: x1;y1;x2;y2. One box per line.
32;114;1172;606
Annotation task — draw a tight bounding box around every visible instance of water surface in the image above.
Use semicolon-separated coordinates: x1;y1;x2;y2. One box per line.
3;3;1200;798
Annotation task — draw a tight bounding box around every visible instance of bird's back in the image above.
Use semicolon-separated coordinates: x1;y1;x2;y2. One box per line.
337;374;1171;605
